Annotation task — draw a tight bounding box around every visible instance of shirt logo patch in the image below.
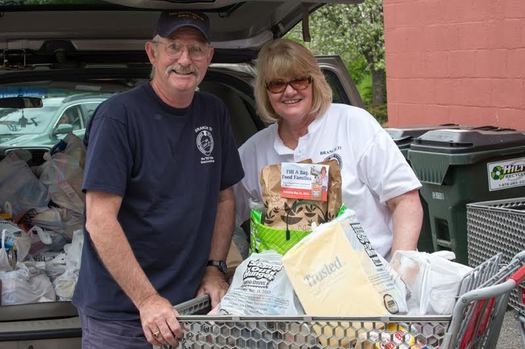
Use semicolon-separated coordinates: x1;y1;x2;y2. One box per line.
195;126;215;164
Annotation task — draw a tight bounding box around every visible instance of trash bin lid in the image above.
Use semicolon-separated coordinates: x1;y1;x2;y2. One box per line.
410;127;525;154
385;124;459;149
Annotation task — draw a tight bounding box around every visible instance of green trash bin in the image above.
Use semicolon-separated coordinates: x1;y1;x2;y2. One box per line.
385;124;459;253
407;127;525;264
385;124;458;161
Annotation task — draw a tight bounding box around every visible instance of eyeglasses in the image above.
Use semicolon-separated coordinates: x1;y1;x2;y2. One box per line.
265;76;312;94
153;40;209;60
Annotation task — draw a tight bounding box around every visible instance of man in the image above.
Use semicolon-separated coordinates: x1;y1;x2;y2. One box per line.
72;11;244;349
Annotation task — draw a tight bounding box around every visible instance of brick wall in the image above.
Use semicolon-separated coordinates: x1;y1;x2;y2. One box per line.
383;0;525;130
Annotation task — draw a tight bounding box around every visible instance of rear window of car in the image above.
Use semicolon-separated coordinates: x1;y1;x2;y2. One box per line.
0;105;61;135
0;87;111;136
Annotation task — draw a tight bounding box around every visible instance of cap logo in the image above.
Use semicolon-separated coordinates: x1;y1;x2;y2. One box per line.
156;10;210;41
169;12;206;22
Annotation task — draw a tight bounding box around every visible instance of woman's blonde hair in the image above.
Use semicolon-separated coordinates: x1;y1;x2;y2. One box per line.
255;38;332;123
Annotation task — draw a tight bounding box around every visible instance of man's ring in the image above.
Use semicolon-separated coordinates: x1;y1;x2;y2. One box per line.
153;330;160;337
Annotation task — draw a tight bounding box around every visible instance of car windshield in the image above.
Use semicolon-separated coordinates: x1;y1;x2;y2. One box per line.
0;99;63;136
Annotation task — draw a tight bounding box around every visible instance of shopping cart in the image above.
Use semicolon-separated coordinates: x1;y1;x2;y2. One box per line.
169;251;525;349
441;251;525;349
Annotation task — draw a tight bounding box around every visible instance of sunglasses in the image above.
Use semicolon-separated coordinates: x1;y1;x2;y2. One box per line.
265;76;312;94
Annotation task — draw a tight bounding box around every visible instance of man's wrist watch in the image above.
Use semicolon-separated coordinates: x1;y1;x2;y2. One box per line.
207;260;227;274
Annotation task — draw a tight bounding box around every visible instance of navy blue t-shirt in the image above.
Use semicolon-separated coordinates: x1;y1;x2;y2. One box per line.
72;83;244;320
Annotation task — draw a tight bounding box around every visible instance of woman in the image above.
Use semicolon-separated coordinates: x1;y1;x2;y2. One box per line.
234;39;423;258
319;166;328;192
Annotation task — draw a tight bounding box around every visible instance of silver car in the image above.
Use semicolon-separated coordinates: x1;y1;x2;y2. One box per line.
0;94;109;161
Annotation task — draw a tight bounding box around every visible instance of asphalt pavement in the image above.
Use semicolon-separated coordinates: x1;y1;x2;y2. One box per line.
496;311;523;349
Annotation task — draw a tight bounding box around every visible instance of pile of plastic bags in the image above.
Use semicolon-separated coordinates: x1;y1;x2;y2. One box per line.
0;134;85;305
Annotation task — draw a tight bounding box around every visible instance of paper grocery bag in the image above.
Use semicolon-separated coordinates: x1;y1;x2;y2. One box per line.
260;159;342;231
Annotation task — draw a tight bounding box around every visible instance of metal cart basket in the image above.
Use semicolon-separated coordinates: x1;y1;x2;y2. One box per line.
169;251;525;349
467;197;525;313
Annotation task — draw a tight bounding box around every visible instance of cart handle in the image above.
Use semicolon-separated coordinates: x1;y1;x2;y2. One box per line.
173;295;210;315
511;265;525;309
443;272;523;349
510;265;525;284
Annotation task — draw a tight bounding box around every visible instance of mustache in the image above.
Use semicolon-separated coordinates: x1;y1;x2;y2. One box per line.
165;64;198;75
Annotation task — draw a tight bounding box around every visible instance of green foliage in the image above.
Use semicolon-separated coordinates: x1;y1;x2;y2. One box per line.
286;0;387;116
286;0;385;72
286;14;366;86
357;73;373;105
346;57;369;90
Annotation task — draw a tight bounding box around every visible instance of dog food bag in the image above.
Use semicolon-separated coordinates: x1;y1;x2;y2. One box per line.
282;209;406;316
218;250;303;315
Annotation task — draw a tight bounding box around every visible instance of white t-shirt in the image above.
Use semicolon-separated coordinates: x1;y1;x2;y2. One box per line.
234;103;421;257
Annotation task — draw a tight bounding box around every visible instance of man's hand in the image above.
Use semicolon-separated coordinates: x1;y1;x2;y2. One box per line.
196;267;230;308
86;191;183;345
138;293;182;347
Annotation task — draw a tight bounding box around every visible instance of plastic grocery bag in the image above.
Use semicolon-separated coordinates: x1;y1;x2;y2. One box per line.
44;252;67;281
424;253;472;314
0;229;12;272
0;221;31;263
249;205;348;255
390;250;472;315
249;209;311;255
218;250;304;315
53;269;77;301
14;230;32;263
39;155;83;213
24;207;82;240
52;230;83;301
59;209;83;240
64;229;83;270
0;262;56;305
23;207;64;235
0;152;49;221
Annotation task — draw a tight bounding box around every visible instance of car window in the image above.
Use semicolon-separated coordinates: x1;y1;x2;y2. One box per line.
0;105;61;135
79;102;101;127
59;105;82;130
322;69;351;105
200;81;258;147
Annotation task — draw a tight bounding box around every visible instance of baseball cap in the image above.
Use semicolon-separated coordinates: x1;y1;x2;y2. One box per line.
156;11;210;42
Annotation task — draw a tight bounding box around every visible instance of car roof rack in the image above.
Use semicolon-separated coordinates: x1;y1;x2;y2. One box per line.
61;92;111;104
